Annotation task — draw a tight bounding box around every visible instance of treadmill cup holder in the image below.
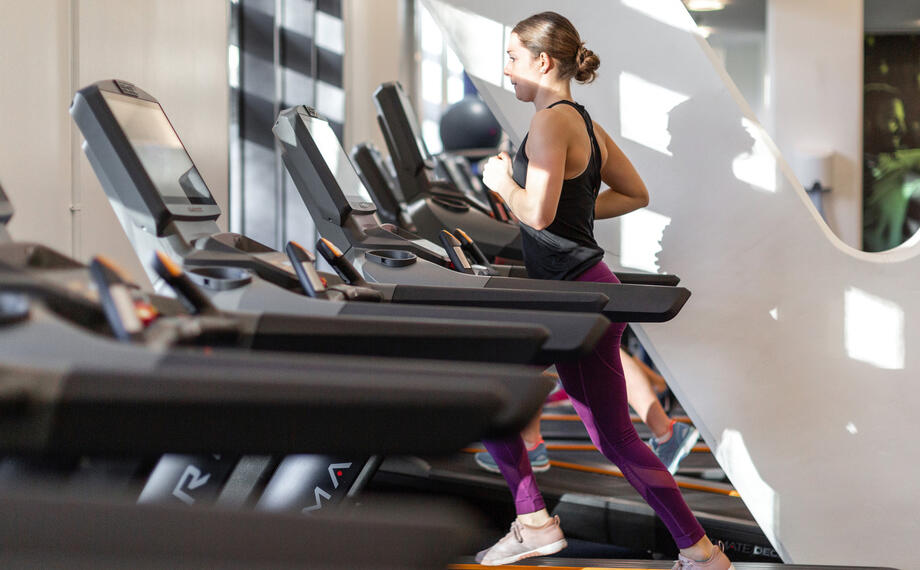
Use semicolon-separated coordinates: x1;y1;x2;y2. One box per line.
365;249;418;268
186;266;253;291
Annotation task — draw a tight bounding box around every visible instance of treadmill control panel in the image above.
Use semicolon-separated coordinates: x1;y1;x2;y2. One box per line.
292;107;377;216
0;182;12;225
71;80;221;236
101;91;216;208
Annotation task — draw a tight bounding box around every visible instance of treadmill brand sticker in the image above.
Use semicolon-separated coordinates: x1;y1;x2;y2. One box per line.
172;465;212;505
301;462;353;513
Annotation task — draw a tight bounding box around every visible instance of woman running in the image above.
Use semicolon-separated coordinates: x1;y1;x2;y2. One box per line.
477;11;733;569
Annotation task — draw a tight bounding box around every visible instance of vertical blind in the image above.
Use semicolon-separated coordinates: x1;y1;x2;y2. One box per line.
229;0;345;249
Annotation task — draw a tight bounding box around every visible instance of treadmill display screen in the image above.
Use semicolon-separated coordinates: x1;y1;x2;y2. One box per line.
302;113;376;206
397;91;433;163
102;91;215;206
0;182;11;224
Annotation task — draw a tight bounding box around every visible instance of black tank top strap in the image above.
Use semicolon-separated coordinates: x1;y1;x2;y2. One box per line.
547;100;602;187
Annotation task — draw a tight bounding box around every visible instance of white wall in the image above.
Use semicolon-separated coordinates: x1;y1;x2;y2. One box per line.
0;0;228;285
767;0;863;249
0;0;74;254
343;0;402;153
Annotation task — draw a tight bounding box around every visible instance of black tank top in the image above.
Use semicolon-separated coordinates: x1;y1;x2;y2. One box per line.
512;100;605;281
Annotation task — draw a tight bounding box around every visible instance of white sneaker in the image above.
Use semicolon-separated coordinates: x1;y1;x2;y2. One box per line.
673;541;735;569
475;515;567;566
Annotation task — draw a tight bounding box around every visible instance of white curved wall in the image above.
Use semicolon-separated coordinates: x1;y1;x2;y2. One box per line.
425;0;917;567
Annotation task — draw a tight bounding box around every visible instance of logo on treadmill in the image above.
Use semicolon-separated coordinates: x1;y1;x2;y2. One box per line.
721;540;781;560
301;462;353;513
172;465;212;505
188;207;203;212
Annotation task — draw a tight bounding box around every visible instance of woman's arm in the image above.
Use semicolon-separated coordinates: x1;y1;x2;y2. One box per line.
482;111;566;230
594;123;649;220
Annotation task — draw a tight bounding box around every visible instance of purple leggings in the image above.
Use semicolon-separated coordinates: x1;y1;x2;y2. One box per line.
482;261;706;549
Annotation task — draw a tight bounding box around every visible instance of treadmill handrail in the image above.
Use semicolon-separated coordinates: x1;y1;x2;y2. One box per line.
250;311;548;364
0;354;548;455
389;284;608;312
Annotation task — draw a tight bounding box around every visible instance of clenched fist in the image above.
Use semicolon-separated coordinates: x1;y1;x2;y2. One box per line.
482;151;514;195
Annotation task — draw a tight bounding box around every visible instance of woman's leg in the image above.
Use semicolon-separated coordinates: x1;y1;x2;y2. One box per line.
521;406;544;448
633;351;669;393
621;347;671;439
554;262;706;549
481;435;546;516
477;436;566;565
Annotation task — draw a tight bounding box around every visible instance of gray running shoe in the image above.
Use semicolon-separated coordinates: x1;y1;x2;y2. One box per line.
475;516;567;566
672;541;734;569
650;422;700;475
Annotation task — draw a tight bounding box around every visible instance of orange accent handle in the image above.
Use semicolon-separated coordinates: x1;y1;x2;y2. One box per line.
320;237;342;256
155;251;183;277
94;255;132;282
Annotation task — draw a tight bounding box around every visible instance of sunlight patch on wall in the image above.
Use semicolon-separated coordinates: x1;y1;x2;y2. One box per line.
716;429;779;549
844;287;905;370
620;208;671;272
732;118;777;192
619;72;689;156
621;0;696;32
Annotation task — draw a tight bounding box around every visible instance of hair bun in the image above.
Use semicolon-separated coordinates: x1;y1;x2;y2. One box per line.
575;45;600;84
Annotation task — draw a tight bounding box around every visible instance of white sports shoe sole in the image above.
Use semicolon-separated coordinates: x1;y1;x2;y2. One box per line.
481;538;568;566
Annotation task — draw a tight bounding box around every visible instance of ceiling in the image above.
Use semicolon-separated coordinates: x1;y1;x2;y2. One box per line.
685;0;920;36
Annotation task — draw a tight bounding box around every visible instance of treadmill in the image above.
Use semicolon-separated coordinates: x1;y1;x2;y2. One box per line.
0;182;11;241
274;104;689;324
70;79;613;367
0;186;552;513
350;141;413;229
373;81;524;262
0;357;490;569
0;244;484;570
270;107;792;562
0;492;482;569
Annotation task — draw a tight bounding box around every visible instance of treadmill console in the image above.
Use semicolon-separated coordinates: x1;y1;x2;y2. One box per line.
275;106;452;263
0;181;12;226
274;106;381;252
373;82;436;174
71;80;221;235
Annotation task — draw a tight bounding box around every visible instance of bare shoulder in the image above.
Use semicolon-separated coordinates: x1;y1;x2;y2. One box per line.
529;108;569;135
528;107;577;151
